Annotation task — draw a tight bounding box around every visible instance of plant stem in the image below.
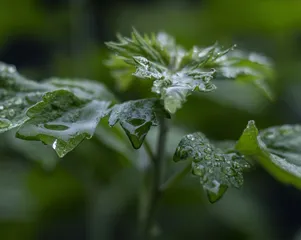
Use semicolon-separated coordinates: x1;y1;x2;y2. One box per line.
160;162;191;192
144;140;156;164
139;117;168;239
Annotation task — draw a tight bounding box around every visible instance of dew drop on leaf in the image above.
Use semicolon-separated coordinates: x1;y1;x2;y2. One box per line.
52;139;58;150
205;180;228;203
192;164;205;176
0;118;12;128
8;109;15;117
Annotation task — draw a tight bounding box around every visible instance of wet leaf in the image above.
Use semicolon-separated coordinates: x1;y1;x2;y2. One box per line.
0;62;51;133
47;78;115;101
213;51;275;100
106;29;274;114
174;132;251;203
106;29;221;114
236;121;301;188
108;98;169;149
16;90;111;157
0;62;117;157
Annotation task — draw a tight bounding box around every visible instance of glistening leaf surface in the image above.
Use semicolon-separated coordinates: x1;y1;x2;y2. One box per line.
174;132;251;203
106;29;220;114
236;121;301;188
106;29;274;113
0;61;117;157
0;62;51;132
108;98;169;149
17;90;111;157
213;51;275;100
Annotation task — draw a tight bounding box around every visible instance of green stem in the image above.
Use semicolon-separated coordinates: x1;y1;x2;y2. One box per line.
139;117;168;239
144;140;156;164
160;162;191;192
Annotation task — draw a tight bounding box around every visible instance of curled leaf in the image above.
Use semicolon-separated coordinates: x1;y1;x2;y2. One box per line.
108;98;170;149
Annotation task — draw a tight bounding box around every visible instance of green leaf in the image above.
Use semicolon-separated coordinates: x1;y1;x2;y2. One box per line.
108;98;170;149
0;62;51;133
0;62;116;157
16;90;111;157
236;121;301;188
104;57;136;91
213;51;275;100
106;29;220;114
106;29;274;114
46;78;115;101
174;132;251;203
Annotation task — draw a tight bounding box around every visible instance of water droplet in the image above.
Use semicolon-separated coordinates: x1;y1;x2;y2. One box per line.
205;180;228;203
192;164;205;176
214;154;221;161
233;162;240;169
187;134;195;141
265;132;275;140
8;109;15;117
52;139;58;150
244;164;250;169
0;106;3;110
213;162;220;167
14;98;22;105
200;175;208;184
204;147;212;153
223;166;234;176
0;118;11;128
7;66;16;73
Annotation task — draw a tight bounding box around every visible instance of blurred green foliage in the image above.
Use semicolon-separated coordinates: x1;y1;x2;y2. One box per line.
1;0;301;239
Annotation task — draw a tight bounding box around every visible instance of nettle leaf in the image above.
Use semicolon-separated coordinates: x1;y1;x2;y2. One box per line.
108;98;170;149
174;132;251;203
16;90;111;157
0;63;52;133
236;121;301;188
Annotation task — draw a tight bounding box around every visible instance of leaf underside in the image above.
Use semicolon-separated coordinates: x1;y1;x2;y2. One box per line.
236;121;301;188
174;132;251;203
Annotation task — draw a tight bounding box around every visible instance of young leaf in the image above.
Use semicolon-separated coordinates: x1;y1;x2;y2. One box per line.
106;29;220;114
174;132;251;203
108;98;170;149
107;30;275;114
16;90;111;157
236;121;301;188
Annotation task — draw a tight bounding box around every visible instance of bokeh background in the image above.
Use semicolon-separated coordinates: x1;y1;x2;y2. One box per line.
1;0;301;239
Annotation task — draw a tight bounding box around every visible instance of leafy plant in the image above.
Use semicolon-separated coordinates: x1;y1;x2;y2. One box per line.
1;28;299;239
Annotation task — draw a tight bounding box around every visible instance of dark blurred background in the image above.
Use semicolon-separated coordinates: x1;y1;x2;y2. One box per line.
1;0;301;239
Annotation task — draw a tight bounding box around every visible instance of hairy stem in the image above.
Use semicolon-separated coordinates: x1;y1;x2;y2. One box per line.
139;117;168;239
